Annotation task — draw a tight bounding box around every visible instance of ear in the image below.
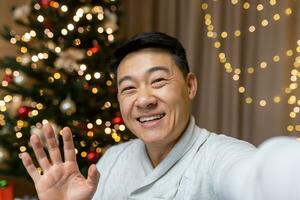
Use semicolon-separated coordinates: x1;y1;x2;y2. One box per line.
186;73;197;100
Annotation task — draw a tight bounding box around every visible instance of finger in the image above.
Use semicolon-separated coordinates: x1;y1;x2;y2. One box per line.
43;123;62;164
30;134;51;171
86;164;100;189
20;152;40;182
62;127;76;162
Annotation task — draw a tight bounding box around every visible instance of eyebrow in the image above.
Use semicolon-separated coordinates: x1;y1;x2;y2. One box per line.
118;66;170;86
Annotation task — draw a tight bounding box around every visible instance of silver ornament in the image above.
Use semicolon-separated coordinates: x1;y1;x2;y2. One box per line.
59;97;76;115
0;146;10;169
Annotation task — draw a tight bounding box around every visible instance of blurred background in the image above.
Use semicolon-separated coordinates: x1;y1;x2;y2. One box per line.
0;0;300;198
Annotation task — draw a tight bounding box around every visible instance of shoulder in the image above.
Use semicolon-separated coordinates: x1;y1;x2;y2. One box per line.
96;139;142;171
195;127;257;162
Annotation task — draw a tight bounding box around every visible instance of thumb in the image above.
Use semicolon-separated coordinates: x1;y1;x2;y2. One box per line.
87;164;100;188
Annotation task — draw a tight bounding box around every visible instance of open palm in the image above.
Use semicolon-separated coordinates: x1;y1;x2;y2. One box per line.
21;124;100;200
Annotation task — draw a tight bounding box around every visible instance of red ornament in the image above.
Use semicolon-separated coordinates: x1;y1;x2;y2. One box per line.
89;44;100;54
39;0;49;8
17;106;30;118
86;151;99;163
112;116;123;124
3;74;13;84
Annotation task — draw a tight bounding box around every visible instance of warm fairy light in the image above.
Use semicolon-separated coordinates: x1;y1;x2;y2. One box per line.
96;147;102;153
87;123;93;129
61;5;68;12
245;97;253;104
106;80;112;86
67;24;74;31
247;67;254;74
97;14;104;20
273;13;280;21
214;41;221;48
269;0;277;6
87;131;94;137
273;55;280;62
37;15;44;22
4;95;13;103
221;32;228;38
234;30;241;37
81;151;87;157
249;26;256;32
97;27;104;33
256;4;264;11
260;62;267;69
259;100;267;107
53;73;61;79
92;88;98;94
19;146;27;152
80;64;87;71
94;72;101;79
73;16;80;22
105;121;111;127
55;47;61;53
243;2;250;9
261;19;269;27
293;107;300;113
232;74;239;81
285;8;292;15
86;13;93;20
290;112;296;118
36;103;43;110
119;125;126;131
76;8;84;17
31;55;39;62
104;127;111;134
108;34;114;42
238;87;245;93
273;96;281;103
10;38;17;44
201;3;208;10
288;96;297;104
104;101;111;108
96;119;102;125
287;125;294;132
50;1;59;8
231;0;238;5
85;74;92;81
20;47;28;53
34;3;41;10
61;29;68;35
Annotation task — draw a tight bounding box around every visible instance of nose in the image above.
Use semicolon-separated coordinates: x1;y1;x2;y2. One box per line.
135;88;157;109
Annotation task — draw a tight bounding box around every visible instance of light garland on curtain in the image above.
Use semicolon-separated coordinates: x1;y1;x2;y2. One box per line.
200;0;300;134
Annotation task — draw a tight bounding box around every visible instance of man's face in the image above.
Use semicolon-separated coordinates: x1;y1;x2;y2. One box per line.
117;48;197;148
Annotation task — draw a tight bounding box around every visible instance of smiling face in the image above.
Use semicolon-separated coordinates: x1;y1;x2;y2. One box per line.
117;48;197;149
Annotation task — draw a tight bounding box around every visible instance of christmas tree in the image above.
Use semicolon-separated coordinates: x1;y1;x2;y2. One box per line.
0;0;132;178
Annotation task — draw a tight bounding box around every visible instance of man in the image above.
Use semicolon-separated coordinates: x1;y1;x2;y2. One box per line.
21;32;300;200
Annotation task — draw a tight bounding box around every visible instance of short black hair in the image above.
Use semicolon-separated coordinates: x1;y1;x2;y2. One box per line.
110;32;190;78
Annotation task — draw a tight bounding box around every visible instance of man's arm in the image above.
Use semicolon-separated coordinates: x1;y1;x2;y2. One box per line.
214;137;300;200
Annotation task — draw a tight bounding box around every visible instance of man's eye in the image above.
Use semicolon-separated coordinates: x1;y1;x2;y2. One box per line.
152;78;165;84
151;78;167;87
121;86;135;93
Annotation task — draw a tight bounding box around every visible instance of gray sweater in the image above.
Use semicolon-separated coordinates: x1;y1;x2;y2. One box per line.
93;117;300;200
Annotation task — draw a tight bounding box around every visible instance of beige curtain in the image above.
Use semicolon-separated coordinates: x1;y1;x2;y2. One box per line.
120;0;300;145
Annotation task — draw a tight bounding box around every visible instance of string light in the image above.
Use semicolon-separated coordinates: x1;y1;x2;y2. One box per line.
201;1;300;134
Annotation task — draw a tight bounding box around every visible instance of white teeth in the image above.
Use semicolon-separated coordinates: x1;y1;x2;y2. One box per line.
139;114;164;123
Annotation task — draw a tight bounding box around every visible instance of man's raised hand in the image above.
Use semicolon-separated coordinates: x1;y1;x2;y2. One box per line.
21;124;100;200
